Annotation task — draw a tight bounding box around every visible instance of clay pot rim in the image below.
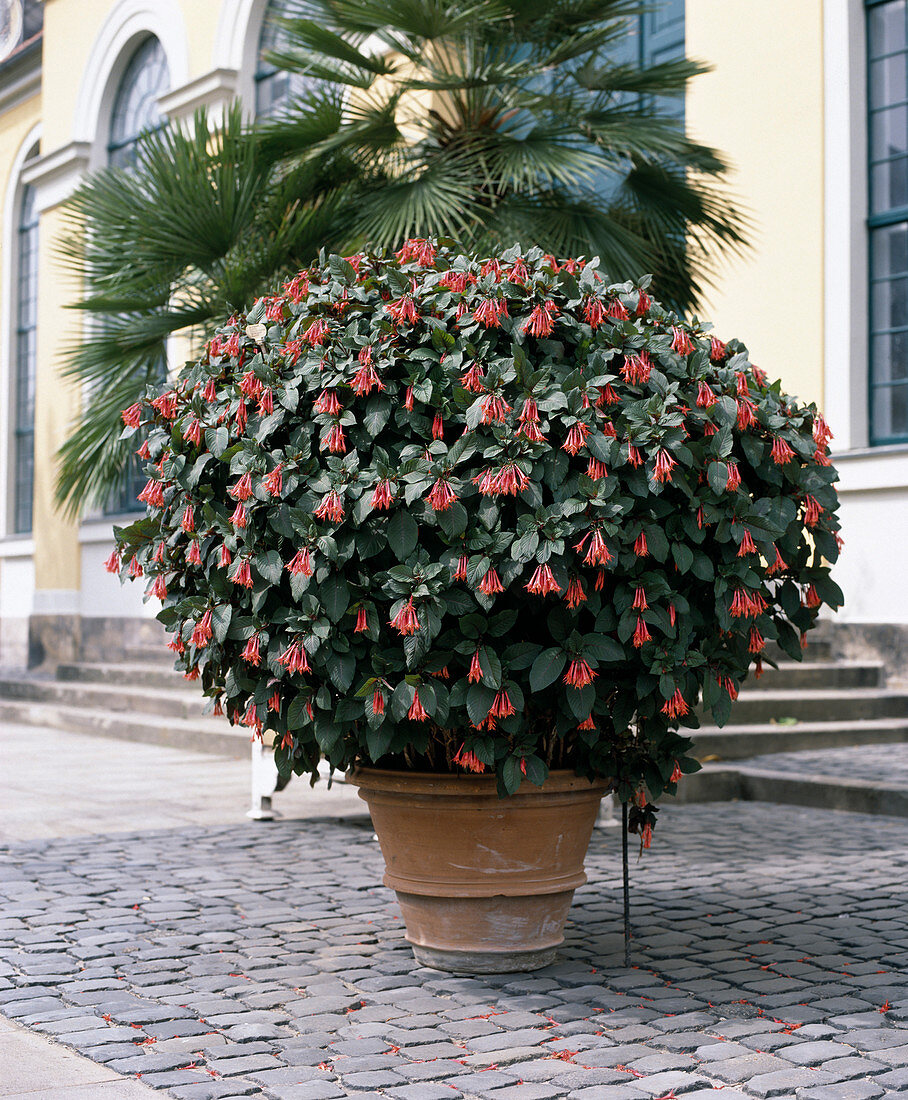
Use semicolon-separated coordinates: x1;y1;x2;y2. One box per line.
348;765;610;798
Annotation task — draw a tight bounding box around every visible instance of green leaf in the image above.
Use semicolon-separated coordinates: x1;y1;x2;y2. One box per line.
386;510;419;560
672;543;693;573
255;550;283;585
584;635;624;662
320;575;350;623
502;755;524;795
522;754;548;787
326;648;355;692
707;461;728;494
530;647;566;692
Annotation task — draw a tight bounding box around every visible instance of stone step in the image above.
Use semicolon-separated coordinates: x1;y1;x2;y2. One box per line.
691;716;908;760
56;661;192;691
0;697;249;757
712;686;908;725
744;660;884;691
0;675;206;721
677;763;908;817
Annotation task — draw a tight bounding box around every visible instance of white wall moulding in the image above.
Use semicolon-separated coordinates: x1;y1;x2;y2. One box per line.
73;0;189;166
19;140;89;211
31;588;80;616
833;446;908;494
0;54;41;116
158;67;240;122
0;538;35;560
212;0;265;108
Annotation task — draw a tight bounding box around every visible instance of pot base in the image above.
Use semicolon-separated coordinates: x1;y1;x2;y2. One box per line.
413;943;557;974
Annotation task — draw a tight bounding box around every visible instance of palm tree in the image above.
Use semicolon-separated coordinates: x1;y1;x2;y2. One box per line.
56;1;746;515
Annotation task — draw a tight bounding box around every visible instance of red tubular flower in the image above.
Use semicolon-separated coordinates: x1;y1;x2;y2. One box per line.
263;464;283;497
168;634;184;654
736;397;758;430
627;444;643;467
186;541;202;566
277;639;310;674
480;393;512;424
138;479;166;508
803;495;824;527
634;532;649;557
473;297;507;328
564;575;587;609
122;402;142;427
736;371;750;397
180;505;195;533
525;564;561;596
230;502;248;529
661;689;689;718
314;389;342;415
523;301;558;337
287;547;312;576
491;463;530;496
104;549;121;574
771;436;796;465
668;603;677;627
598;384;620;408
191;609;213;648
453;745;486;773
481;257;502;279
223;332;241;358
606;298;629;320
304;317;331;346
468;649;483;683
258;388;274;416
670;760;684;783
314;490;344;524
749;625;765;653
564;658;597;687
323;423;347;454
242;633;261;665
231;559;253;588
622;353;652;386
453;554;469;582
284;272;309;301
641;824;653;849
386;296;419;325
432;412;445;440
372;687;385;716
479;568;504;596
390;597;420;635
671;326;696;355
269;692;282;716
562;422;590;456
240;371;263;399
636;290;652;315
518;419;545;443
580;529;612;567
460;364;486;392
726;462;742;491
737;529;757;557
136;438;151;460
235;399;247;433
813;414;833;446
153;542;166;565
766;546;787;576
577;714;597;731
151;574;168;600
632;616;652;647
709;336;728;361
805;584;822;609
583;296;606;328
352;362;384;396
184;667;200;682
371;480;394;510
586;458;608;480
231;473;254;501
653;448;676;483
219;544;232;568
354;607;369;634
730;587;765;617
151;392;179;419
491;690;516;718
407;689;429;721
696;381;716;408
426;478;458;512
404;385;414;411
508;259;529;283
632;586;648;611
184;418;203;446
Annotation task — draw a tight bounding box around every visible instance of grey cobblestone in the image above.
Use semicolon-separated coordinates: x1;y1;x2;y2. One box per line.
2;803;908;1100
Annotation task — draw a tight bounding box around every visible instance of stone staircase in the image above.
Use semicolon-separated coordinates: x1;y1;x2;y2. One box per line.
681;637;908;816
1;635;907;817
0;658;249;757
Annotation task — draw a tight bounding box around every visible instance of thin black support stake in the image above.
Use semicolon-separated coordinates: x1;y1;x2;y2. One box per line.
621;800;631;967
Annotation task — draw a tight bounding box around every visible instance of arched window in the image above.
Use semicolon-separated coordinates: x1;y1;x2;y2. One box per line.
13;179;38;533
255;0;320;116
108;36;170;168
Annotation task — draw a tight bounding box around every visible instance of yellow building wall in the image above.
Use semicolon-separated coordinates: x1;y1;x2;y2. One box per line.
0;94;40;209
686;0;826;408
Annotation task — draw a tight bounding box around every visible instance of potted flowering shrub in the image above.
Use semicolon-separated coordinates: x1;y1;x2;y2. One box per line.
112;240;842;973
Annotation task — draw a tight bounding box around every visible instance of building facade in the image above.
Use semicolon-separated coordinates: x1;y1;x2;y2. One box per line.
0;0;905;670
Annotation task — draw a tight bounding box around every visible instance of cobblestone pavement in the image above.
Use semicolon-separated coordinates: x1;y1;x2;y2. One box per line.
2;802;908;1100
745;743;908;784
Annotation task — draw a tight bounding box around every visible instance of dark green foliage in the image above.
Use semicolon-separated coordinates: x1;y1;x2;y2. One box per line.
113;242;841;816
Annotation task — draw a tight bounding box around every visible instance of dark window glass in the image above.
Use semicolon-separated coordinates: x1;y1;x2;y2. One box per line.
14;182;38;534
256;0;323;117
106;38;170;512
868;0;908;442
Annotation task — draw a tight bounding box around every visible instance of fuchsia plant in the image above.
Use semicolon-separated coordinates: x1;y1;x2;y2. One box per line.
112;240;842;833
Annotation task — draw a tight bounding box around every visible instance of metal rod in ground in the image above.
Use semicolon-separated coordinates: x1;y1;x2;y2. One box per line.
622;800;631;967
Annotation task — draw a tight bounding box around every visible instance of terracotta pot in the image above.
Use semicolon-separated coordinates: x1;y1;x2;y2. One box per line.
348;767;608;974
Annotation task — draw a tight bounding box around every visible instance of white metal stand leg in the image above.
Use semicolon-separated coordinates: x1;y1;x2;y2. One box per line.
247;739;279;820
